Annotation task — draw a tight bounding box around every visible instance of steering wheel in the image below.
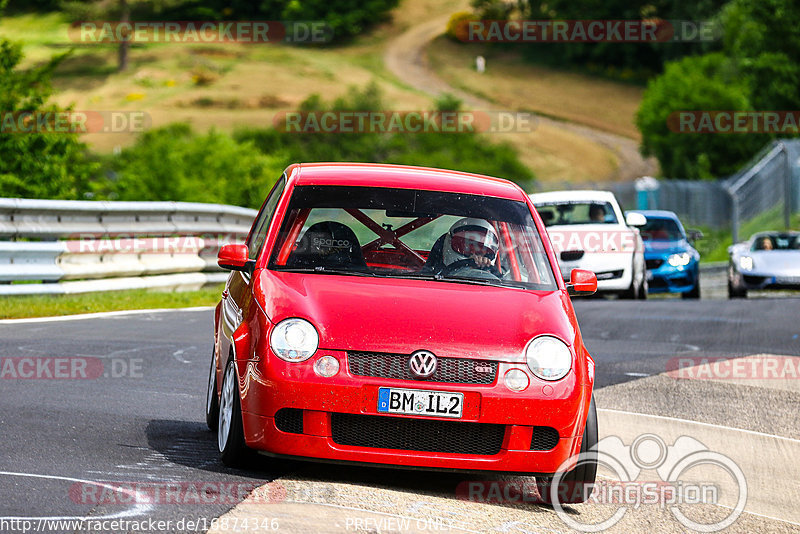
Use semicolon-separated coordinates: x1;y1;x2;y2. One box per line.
439;257;502;278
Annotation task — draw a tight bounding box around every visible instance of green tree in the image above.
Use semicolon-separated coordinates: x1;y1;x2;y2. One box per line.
636;53;764;178
99;124;285;208
637;0;799;178
0;2;98;199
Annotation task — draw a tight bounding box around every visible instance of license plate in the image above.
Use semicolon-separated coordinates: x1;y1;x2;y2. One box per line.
377;387;463;418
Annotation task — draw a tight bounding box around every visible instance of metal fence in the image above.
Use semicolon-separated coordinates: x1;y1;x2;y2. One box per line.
536;139;800;239
0;199;257;295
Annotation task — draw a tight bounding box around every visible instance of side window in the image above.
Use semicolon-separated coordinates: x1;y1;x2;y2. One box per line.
246;176;287;260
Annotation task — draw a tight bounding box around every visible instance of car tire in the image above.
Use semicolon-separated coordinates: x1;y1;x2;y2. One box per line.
536;395;598;505
727;265;747;299
218;358;252;467
637;276;648;300
205;348;220;432
621;262;645;300
683;273;701;299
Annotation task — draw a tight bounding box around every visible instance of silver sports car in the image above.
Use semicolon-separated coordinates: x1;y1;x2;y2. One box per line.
728;231;800;298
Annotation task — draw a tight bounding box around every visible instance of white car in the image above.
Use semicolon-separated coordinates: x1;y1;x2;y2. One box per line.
530;190;648;299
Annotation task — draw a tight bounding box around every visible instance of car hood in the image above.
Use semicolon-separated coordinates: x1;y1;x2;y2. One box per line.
749;251;800;274
643;239;691;257
255;270;577;362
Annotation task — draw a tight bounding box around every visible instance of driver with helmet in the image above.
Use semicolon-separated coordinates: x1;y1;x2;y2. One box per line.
440;218;502;278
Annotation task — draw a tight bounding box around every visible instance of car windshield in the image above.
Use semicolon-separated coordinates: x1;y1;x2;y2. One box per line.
269;185;557;290
640;217;684;241
535;201;618;226
751;233;800;251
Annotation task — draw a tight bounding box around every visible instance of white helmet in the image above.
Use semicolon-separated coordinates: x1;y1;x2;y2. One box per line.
442;218;499;266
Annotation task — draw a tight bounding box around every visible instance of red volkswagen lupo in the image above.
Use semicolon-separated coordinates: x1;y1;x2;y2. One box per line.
206;163;598;503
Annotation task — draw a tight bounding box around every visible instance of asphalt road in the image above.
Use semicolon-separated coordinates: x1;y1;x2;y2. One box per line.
0;297;798;532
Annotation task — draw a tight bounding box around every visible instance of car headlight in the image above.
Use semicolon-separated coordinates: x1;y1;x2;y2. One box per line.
525;336;572;381
270;318;319;362
667;252;692;267
739;256;754;271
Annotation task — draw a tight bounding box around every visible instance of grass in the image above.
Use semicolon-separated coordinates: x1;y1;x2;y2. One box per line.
0;0;628;183
694;208;800;263
427;36;644;140
0;284;224;319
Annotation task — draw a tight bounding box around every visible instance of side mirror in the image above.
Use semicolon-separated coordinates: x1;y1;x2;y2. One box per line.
566;268;597;296
687;229;704;241
625;212;647;227
218;243;254;273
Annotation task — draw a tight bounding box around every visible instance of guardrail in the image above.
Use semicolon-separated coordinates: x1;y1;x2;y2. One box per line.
0;199;257;295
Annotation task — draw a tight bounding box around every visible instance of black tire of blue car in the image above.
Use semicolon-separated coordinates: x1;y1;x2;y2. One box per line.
536;395;598;505
682;272;701;299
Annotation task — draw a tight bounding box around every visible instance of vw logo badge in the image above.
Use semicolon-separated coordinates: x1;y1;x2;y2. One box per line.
408;350;437;379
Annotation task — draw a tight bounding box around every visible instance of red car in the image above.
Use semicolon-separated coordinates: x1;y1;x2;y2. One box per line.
206;163;599;503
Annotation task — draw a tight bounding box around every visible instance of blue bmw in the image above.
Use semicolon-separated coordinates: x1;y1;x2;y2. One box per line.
629;210;702;299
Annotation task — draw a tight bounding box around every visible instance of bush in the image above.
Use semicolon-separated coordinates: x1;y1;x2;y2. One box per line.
98;84;534;208
636;53;766;178
445;12;476;42
98;124;286;208
0;29;98;199
235;83;535;188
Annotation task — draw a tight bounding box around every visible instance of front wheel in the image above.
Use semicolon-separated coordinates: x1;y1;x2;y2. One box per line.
205;348;219;431
537;395;598;504
218;359;252;467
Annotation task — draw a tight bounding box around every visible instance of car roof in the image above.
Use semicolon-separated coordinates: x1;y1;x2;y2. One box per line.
628;210;680;220
529;190;618;203
750;230;800;239
288;162;528;201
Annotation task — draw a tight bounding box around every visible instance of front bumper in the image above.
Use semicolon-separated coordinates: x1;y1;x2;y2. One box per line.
559;252;634;292
740;273;800;290
645;259;698;293
237;352;591;475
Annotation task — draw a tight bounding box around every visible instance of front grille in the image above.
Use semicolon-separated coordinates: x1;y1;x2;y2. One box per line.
530;426;560;450
560;250;585;262
595;269;624;281
645;259;664;270
648;277;668;288
348;352;497;385
275;408;303;434
331;413;505;455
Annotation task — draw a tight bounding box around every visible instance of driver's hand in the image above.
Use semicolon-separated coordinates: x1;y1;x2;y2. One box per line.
471;254;493;269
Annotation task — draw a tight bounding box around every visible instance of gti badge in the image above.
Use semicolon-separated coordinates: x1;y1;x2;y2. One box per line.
408;350;437;379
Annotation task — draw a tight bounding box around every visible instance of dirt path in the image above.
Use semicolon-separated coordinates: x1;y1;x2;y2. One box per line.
384;14;658;183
